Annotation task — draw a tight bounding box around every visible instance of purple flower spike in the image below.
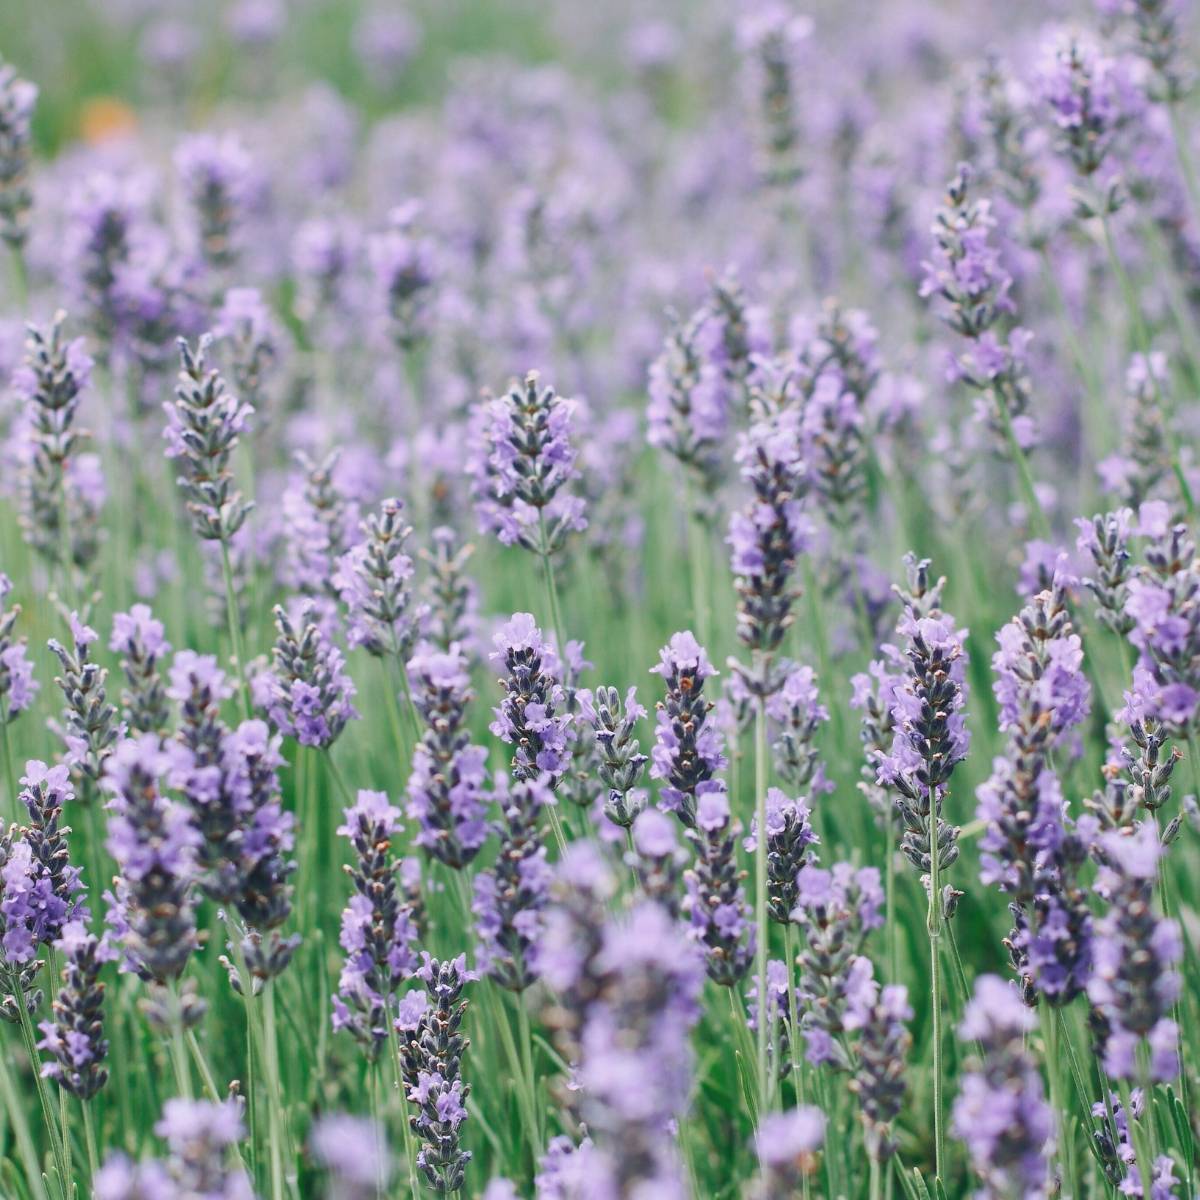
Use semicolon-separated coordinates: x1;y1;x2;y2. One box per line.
0;58;36;249
0;576;37;724
38;920;108;1099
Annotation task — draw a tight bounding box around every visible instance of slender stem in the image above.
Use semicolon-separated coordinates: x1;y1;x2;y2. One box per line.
870;1153;882;1200
9;245;28;311
753;690;770;1117
0;1018;51;1200
885;810;897;983
379;657;412;783
489;983;541;1174
536;511;568;657
385;1015;420;1197
995;398;1051;541
0;714;16;823
219;539;252;721
262;980;287;1200
1168;102;1200;232
926;786;945;1184
685;486;711;648
516;994;541;1149
15;976;71;1199
166;981;193;1100
81;1098;98;1188
1041;1005;1075;1200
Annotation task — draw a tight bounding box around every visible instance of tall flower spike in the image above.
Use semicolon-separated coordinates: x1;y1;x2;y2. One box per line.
399;954;475;1194
489;613;572;788
0;58;36;251
744;786;818;924
877;555;970;882
406;646;488;869
283;449;354;601
746;958;794;1086
38;919;108;1099
0;575;37;724
706;273;770;414
19;761;85;938
920;163;1036;450
952;976;1054;1199
1099;354;1173;508
222;719;298;983
767;663;829;792
418;528;478;654
472;370;586;555
1076;510;1135;636
683;788;754;986
333;497;417;660
214;287;276;415
845;970;912;1164
631;808;686;919
472;778;551;991
174;132;250;272
15;312;97;570
647;305;730;500
333;790;418;1058
103;734;200;984
369;203;437;352
263;602;358;748
577;685;648;828
110;605;172;734
978;581;1092;1005
49;614;120;789
165;335;254;543
1089;823;1181;1082
728;407;810;681
791;866;883;1068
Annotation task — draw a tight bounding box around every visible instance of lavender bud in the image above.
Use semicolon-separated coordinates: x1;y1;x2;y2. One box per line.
49;613;120;789
472;778;550;992
744;786;819;924
630;808;686;918
791;866;883;1068
683;788;754;986
369;205;436;352
0;575;37;723
650;631;725;829
1100;353;1173;508
18;761;85;940
262;602;358;748
406;646;488;869
174;132;250;272
766;663;829;792
1076;509;1136;635
746;958;795;1085
283;449;354;601
110;605;172;734
0;59;36;250
1038;33;1127;182
418;528;478;654
37;920;108;1099
845;971;912;1162
214;287;276;414
165;335;254;543
333;790;418;1058
577;684;648;827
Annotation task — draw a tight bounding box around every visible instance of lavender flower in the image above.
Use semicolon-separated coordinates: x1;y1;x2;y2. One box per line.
406;646;488;868
1099;354;1173;508
333;497;417;660
418;528;478;654
49;613;120;787
876;556;970;882
282;449;355;600
472;778;551;991
728;407;810;674
18;761;84;937
15;312;98;570
650;631;725;828
647;306;730;499
1076;509;1136;636
0;824;65;990
978;582;1093;1004
472;371;586;555
165;335;254;543
103;734;200;984
1108;0;1191;101
845;969;911;1163
1089;824;1181;1081
311;1114;392;1200
631;807;686;918
766;662;829;792
214;287;276;413
174;132;251;271
791;865;883;1068
37;919;108;1099
920;164;1036;449
0;575;37;723
577;685;648;827
221;719;297;982
110;604;172;734
752;1106;825;1199
953;976;1054;1198
369;204;437;351
398;953;475;1193
744;786;818;924
489;613;572;787
705;274;770;414
683;787;754;985
333;789;418;1057
262;602;358;748
0;59;36;251
746;957;794;1085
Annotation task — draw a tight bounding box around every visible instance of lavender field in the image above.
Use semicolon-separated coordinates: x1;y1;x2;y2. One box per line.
1;0;1199;1196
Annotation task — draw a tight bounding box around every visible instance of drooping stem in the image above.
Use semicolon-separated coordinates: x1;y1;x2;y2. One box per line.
219;538;253;721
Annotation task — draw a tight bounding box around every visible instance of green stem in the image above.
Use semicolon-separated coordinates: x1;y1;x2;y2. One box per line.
1168;102;1200;231
262;980;288;1200
15;976;70;1200
886;810;897;983
926;790;945;1184
166;981;193;1100
1041;1006;1076;1200
516;995;541;1149
754;690;770;1117
685;486;711;649
9;245;28;311
81;1098;98;1188
0;714;16;823
489;984;541;1175
219;539;252;721
385;1016;420;1197
0;1019;50;1200
995;399;1051;541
